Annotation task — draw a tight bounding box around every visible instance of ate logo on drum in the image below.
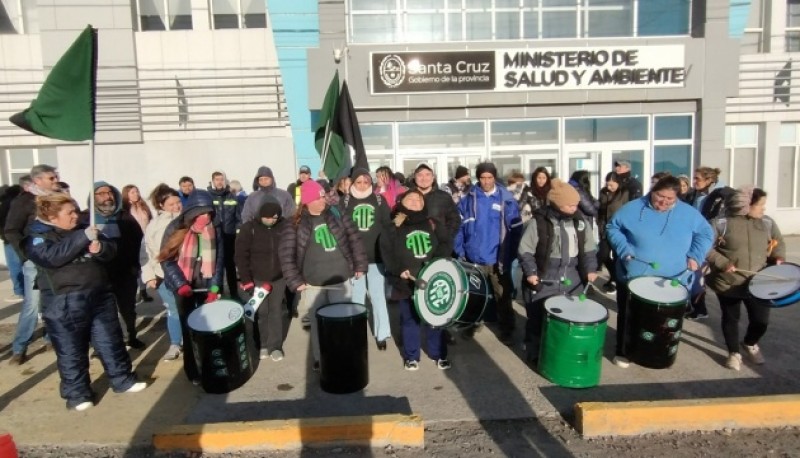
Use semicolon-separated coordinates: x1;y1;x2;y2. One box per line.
405;230;432;258
426;272;456;313
314;224;338;252
352;204;375;231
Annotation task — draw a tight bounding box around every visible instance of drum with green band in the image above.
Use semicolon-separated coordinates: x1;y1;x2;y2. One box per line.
539;295;608;389
413;258;490;328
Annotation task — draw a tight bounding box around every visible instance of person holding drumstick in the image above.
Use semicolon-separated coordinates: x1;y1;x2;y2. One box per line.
518;179;600;363
381;190;452;371
705;186;786;371
606;176;714;368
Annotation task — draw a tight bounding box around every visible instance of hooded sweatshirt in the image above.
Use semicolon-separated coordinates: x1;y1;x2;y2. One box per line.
241;166;296;223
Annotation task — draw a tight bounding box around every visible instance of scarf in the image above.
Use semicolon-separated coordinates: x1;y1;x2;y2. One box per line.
178;223;216;284
129;202;151;232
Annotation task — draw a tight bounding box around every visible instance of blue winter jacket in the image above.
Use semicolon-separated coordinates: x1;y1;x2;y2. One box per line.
455;184;523;269
606;195;714;285
160;190;225;293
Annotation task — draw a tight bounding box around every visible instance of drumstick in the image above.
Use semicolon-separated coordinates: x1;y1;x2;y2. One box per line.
539;278;573;286
630;257;660;270
578;283;592;301
406;274;428;290
735;269;794;281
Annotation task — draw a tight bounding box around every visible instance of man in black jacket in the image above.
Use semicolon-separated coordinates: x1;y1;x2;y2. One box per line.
614;160;643;201
207;171;243;301
410;163;461;255
4;164;59;364
0;181;24;302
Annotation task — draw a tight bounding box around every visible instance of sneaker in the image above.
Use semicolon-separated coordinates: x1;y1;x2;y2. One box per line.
301;315;311;329
69;401;94;412
9;352;26;366
613;356;630;368
602;282;617;294
435;359;451;370
725;352;742;371
127;338;146;350
191;379;202;386
404;360;419;371
5;294;23;303
259;349;269;360
270;350;284;362
123;382;147;393
163;345;181;361
686;313;709;321
741;343;765;365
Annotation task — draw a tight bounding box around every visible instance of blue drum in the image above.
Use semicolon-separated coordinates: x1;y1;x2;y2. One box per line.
748;263;800;308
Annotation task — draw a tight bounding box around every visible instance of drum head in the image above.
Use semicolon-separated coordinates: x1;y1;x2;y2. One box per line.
317;303;368;319
628;276;688;305
187;300;244;333
544;295;608;324
748;264;800;300
414;258;472;327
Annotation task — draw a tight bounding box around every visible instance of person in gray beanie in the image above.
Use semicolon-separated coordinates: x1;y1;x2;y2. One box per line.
241;166;295;223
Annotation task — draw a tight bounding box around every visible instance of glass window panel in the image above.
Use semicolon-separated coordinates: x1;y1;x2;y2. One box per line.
362;124;393;151
638;0;689;36
448;155;483;180
466;12;491;39
591;0;628;5
740;31;763;54
490;154;524;178
565;119;594;143
655;116;692;140
612;150;644;186
407;13;444;41
447;12;462;40
542;11;576;38
496;11;520;39
402;157;439;179
497;0;520;7
243;0;266;13
734;125;758;145
788;0;800;27
214;15;239;28
169;0;193;30
732;148;756;187
352;0;396;10
466;0;491;8
244;13;267;28
407;0;444;8
212;0;236;14
777;147;796;207
0;0;20;33
587;9;632;37
9;149;33;169
543;0;575;6
781;123;798;144
366;152;394;174
398;122;485;149
140;0;166;30
654;145;692;177
523;10;539;38
352;15;396;42
491;120;558;146
565;117;647;143
787;32;800;52
10;173;26;186
37;148;57;167
724;125;732;146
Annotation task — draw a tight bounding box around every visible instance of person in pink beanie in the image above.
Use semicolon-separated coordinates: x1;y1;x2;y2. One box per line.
279;179;368;371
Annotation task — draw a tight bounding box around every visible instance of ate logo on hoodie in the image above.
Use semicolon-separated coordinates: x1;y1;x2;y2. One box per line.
313;224;337;252
352;204;376;231
405;230;432;258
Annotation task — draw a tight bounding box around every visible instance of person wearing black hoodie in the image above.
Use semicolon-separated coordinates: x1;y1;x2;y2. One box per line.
380;190;452;371
235;197;288;362
241;166;295;223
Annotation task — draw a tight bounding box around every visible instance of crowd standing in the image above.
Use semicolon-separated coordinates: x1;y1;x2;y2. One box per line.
2;156;790;410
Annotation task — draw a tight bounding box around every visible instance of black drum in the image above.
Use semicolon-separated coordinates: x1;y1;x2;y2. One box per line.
625;276;689;369
316;303;369;394
187;300;256;394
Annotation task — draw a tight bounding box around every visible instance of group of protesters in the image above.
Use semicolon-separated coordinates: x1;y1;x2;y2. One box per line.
1;157;787;410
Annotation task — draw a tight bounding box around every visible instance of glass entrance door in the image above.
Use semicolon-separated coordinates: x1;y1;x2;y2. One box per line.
565;143;648;197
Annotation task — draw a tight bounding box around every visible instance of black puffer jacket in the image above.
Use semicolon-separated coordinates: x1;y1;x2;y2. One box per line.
279;207;368;292
3;191;36;261
26;220;117;294
235;217;287;284
408;187;460;255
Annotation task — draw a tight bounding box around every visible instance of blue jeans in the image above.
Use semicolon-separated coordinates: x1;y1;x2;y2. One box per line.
12;260;48;354
351;263;391;342
4;243;23;296
158;282;182;346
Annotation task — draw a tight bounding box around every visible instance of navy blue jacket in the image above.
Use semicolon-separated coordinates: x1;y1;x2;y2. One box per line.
160;190;225;292
207;185;242;235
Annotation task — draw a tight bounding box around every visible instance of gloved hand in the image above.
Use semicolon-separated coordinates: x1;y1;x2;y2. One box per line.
260;282;273;293
240;282;255;292
177;285;193;297
205;292;220;303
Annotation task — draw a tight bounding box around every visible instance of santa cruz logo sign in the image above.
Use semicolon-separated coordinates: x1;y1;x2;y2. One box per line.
425;272;456;315
372;51;494;94
379;55;406;88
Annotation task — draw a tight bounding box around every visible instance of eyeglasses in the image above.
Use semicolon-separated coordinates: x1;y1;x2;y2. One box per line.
94;191;113;197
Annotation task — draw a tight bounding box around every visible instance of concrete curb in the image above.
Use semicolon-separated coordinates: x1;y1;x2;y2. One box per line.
152;414;424;452
576;394;800;437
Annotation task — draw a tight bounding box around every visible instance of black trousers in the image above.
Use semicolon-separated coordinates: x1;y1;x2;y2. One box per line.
718;294;770;353
222;233;239;299
476;264;515;334
177;293;203;381
111;274;139;341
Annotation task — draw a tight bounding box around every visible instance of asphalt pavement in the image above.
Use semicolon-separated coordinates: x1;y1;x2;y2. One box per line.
0;237;799;451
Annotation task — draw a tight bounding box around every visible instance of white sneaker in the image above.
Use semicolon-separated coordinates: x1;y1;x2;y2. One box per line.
725;353;742;371
613;356;630;368
741;343;765;365
73;401;93;412
270;350;284;362
5;294;23;303
259;349;269;360
123;382;147;393
163;345;181;361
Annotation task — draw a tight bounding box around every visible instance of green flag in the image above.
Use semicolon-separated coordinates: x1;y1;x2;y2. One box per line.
10;26;97;141
314;71;348;180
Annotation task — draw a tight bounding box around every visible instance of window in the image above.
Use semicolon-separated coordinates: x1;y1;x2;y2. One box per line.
653;115;693;177
788;0;800;51
138;0;192;31
210;0;266;29
349;0;690;43
0;0;38;34
565;116;648;143
740;0;766;53
723;124;759;188
398;121;485;149
3;148;58;186
778;123;800;208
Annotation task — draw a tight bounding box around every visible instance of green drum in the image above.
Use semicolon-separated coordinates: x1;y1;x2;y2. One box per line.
539;295;608;389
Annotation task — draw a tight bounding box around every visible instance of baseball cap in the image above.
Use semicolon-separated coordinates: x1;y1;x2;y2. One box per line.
298;165;311;174
614;160;631;168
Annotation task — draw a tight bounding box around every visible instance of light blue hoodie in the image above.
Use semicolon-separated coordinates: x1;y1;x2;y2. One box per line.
606;195;714;285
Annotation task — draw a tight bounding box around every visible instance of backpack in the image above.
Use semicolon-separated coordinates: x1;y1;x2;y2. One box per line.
713;215;775;255
700;186;736;220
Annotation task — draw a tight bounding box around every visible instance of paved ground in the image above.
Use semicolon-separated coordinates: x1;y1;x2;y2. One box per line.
1;237;799;455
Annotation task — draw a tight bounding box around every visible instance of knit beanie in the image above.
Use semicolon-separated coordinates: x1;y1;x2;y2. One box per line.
350;167;372;182
300;179;325;205
475;162;497;179
258;196;282;218
455;165;469;180
547;179;580;207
